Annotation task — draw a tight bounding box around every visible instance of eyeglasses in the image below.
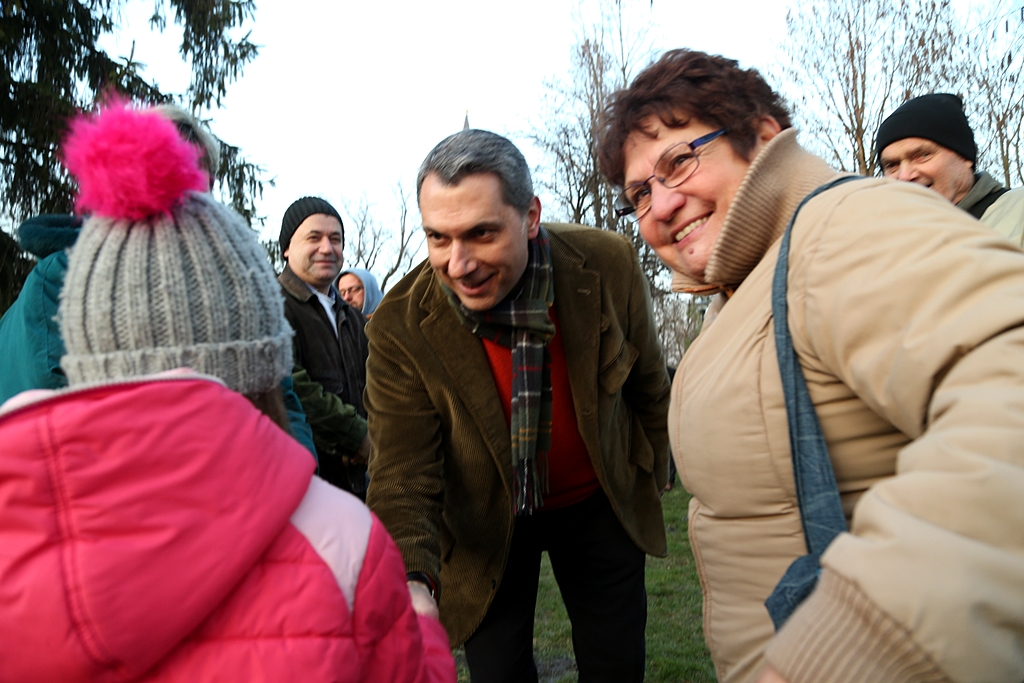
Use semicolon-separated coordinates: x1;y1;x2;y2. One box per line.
614;129;727;219
338;284;364;297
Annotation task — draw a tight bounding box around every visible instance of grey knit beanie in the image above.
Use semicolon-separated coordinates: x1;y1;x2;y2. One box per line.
58;101;292;395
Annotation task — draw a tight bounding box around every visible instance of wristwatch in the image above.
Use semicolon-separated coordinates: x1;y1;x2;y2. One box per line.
406;571;439;601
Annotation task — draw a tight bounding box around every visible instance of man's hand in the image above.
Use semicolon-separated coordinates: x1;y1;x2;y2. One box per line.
407;580;440;620
354;432;371;463
341;433;372;467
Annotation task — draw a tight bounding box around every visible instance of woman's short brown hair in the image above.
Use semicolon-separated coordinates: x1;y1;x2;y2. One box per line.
597;49;792;187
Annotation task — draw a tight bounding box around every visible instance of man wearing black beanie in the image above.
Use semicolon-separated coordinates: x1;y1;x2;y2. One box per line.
277;196;371;498
877;93;1024;244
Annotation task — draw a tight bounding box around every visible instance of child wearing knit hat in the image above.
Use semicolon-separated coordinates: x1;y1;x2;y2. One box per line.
0;102;318;453
0;101;455;683
56;101;293;404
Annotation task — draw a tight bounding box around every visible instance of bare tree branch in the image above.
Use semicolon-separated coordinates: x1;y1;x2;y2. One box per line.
341;182;424;293
528;0;706;360
775;0;1021;183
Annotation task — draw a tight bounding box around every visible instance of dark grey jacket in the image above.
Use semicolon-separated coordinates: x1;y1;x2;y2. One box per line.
279;266;369;488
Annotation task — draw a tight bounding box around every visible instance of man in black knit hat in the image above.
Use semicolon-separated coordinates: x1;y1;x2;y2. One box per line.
278;196;371;497
876;93;1024;244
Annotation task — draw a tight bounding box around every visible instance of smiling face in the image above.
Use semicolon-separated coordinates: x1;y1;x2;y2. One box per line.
879;137;975;204
284;213;344;293
419;172;541;311
622;115;777;282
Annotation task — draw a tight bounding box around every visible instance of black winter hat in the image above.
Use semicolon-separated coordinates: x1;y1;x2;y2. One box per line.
279;196;344;252
875;93;977;165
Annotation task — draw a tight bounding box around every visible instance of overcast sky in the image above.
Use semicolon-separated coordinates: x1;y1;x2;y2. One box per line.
101;0;790;270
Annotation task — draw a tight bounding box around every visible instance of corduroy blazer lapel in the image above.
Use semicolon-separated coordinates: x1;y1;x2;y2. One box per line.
418;277;513;485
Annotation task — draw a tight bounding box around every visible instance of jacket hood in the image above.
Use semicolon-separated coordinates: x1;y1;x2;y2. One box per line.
0;377;315;682
16;214;83;258
339;267;384;315
956;171;1004;213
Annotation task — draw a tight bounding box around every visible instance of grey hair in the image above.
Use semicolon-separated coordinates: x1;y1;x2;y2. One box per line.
153;103;221;178
416;129;534;213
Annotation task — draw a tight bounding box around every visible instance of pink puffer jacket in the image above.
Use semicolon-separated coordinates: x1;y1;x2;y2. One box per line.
0;377;455;683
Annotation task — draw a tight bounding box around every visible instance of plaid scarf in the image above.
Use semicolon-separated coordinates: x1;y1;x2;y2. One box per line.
443;226;555;515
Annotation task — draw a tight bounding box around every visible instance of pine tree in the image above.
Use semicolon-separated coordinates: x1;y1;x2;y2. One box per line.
0;0;265;224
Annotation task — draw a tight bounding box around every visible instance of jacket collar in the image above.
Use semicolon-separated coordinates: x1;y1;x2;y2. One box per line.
279;265;353;328
279;265;316;302
672;129;839;293
419;268;512;469
957;171;1005;213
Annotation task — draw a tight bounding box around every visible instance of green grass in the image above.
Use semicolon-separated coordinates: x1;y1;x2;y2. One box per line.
455;487;715;682
644;487;715;683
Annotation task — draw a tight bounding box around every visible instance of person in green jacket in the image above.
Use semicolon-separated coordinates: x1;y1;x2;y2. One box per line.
0;214;79;400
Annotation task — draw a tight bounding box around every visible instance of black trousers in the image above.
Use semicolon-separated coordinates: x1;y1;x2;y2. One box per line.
463;491;647;683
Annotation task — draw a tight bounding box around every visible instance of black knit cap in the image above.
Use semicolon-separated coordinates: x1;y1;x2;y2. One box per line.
279;196;344;252
875;93;977;164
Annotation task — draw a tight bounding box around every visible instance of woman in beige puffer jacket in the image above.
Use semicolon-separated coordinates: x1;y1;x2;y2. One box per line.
597;49;1024;683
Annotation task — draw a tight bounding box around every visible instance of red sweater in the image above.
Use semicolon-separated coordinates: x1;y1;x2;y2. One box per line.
482;309;600;510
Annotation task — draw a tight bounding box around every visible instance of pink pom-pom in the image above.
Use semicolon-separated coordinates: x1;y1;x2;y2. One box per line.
61;100;209;220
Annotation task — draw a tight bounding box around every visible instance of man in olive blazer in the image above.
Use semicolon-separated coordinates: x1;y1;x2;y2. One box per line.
365;130;669;683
